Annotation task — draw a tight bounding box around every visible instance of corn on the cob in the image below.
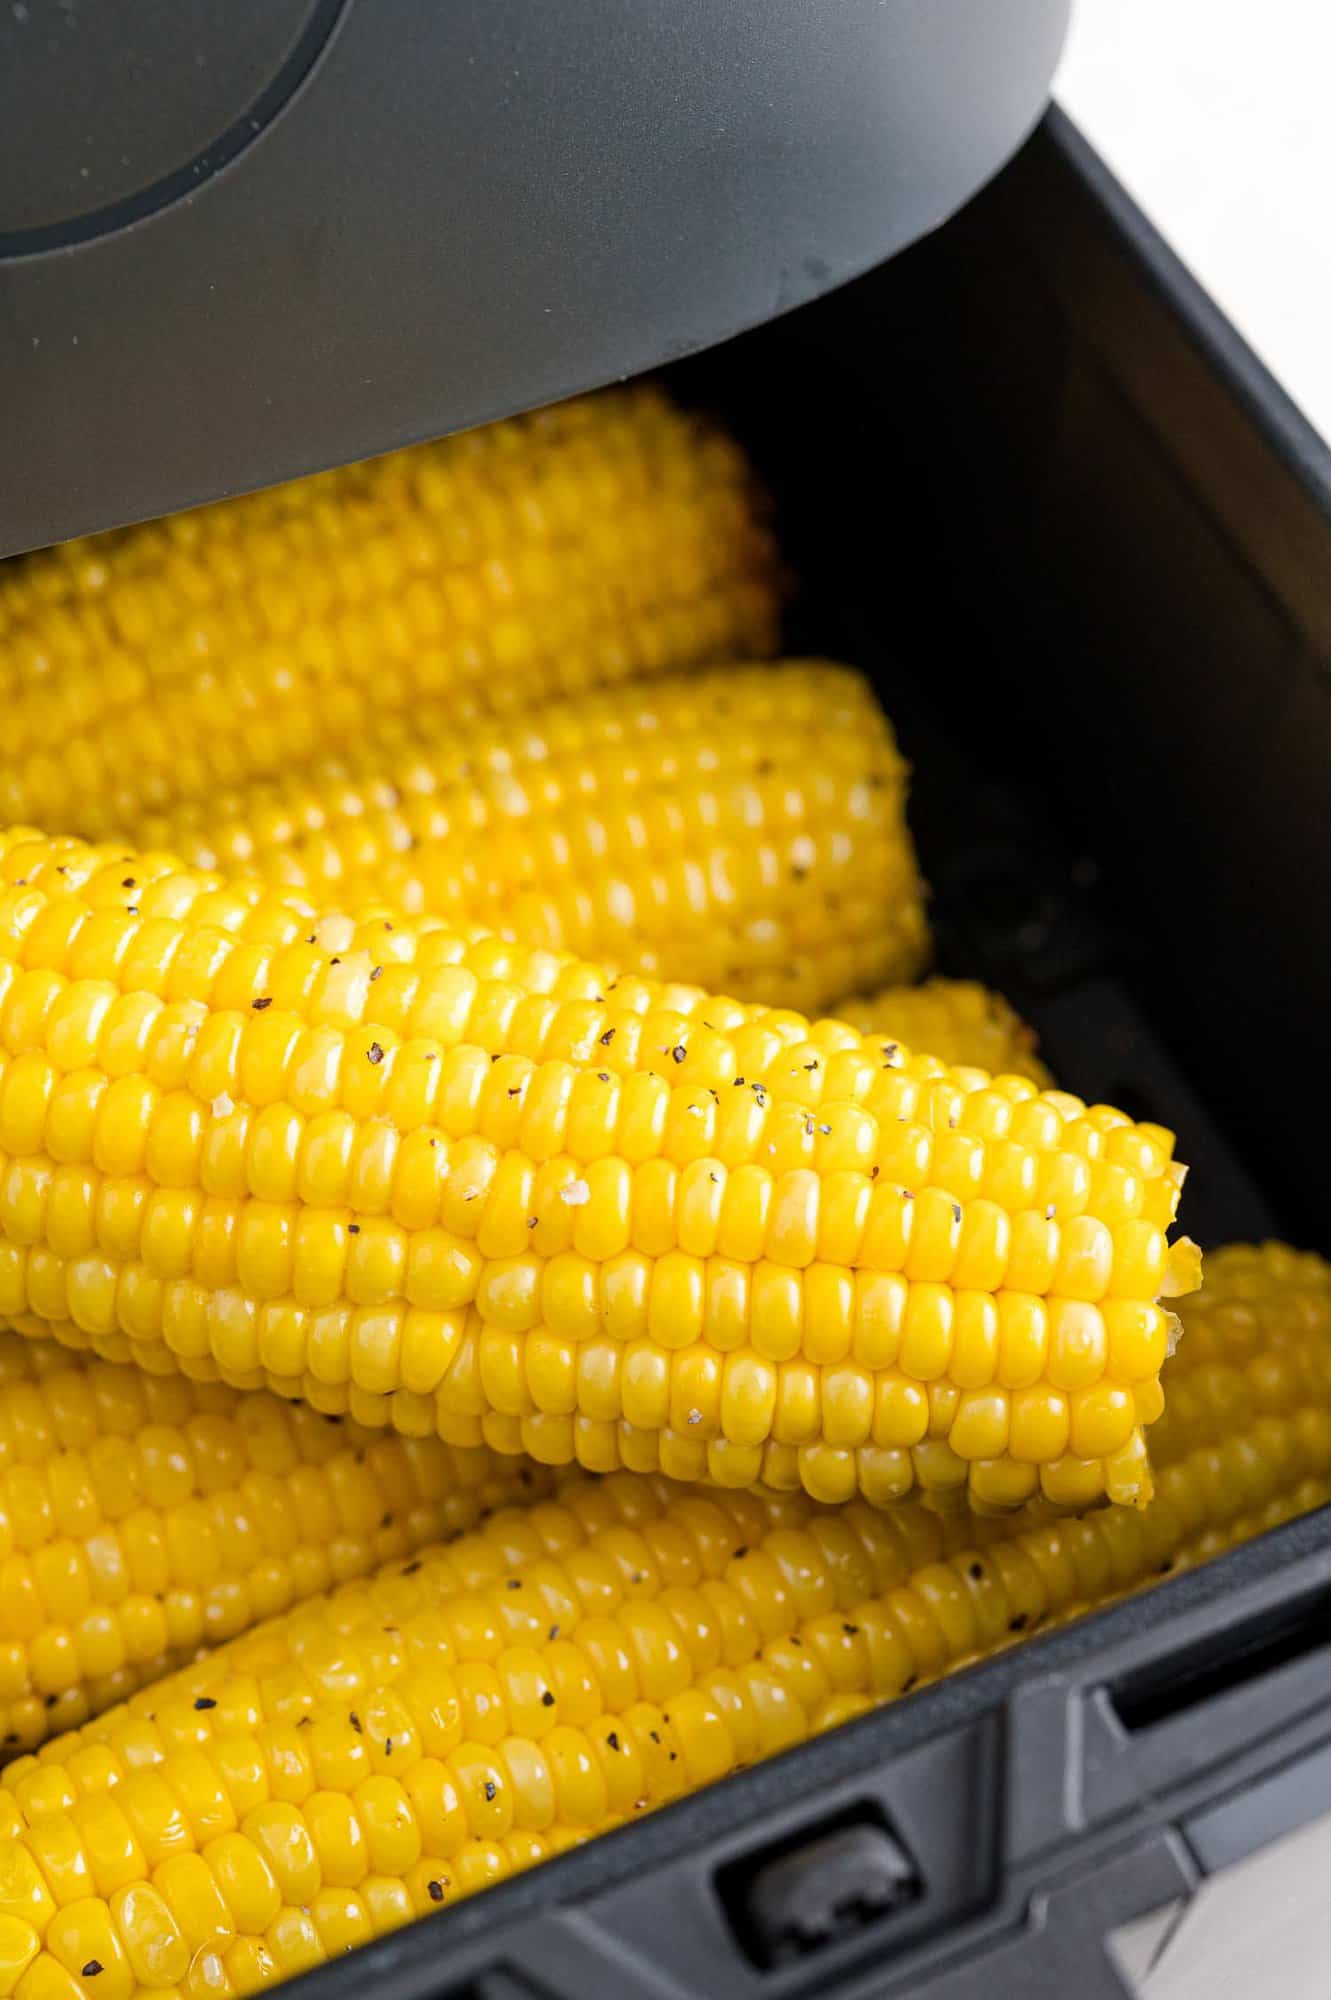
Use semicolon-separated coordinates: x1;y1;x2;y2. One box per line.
0;1332;554;1757
1141;1242;1331;1463
837;979;1050;1086
0;388;779;840
0;826;1196;1514
0;1245;1321;1998
130;664;928;1015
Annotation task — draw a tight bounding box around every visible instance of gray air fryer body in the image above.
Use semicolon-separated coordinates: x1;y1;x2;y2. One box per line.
1;0;1070;558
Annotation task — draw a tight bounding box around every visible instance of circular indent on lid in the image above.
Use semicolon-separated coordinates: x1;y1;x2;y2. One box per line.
0;0;343;253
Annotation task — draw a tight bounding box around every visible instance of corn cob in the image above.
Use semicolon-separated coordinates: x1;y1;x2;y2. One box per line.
0;1332;555;1757
1139;1242;1331;1464
0;1245;1322;1999
837;979;1050;1087
0;387;779;840
0;826;1197;1514
129;664;927;1015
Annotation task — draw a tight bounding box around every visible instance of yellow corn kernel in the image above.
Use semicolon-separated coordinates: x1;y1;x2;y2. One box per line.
0;1331;555;1755
837;979;1051;1086
142;666;926;1017
0;388;779;843
0;826;1194;1511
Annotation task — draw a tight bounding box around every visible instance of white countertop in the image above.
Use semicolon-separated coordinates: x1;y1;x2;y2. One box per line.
1058;0;1331;443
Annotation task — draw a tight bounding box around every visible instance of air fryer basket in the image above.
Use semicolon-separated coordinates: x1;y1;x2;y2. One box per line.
271;109;1331;2000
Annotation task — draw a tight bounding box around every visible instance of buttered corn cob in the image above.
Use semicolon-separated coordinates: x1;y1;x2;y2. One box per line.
0;387;779;839
0;826;1197;1514
131;664;928;1015
837;979;1050;1087
0;1246;1323;1998
0;1332;554;1756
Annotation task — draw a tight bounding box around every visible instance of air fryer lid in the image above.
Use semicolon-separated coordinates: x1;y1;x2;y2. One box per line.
1;0;1069;557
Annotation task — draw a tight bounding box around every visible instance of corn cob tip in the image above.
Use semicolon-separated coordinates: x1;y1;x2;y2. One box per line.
1162;1237;1203;1298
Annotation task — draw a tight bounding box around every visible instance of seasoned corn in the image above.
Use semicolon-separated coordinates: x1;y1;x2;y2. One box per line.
0;1331;554;1755
0;825;1196;1514
0;1242;1322;1999
837;978;1050;1087
133;664;928;1014
0;388;779;839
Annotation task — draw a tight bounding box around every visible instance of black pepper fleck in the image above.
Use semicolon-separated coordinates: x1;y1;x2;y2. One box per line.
549;1624;560;1641
843;1622;859;1637
380;1511;393;1527
733;1546;749;1559
483;1780;497;1801
952;1202;962;1225
401;1561;422;1576
506;1578;522;1590
968;1563;984;1581
1009;1614;1029;1632
606;1732;620;1752
370;965;383;981
348;1222;360;1234
193;1697;216;1711
251;996;273;1011
541;1690;555;1708
599;1028;615;1045
349;1712;363;1733
671;1044;687;1064
427;1880;445;1903
367;1042;385;1065
82;1962;103;1979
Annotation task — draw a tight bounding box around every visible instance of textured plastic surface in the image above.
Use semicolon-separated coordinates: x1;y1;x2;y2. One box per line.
0;0;1069;557
263;110;1329;1998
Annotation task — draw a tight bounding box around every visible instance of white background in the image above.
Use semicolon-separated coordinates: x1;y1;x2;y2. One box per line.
1058;0;1331;442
